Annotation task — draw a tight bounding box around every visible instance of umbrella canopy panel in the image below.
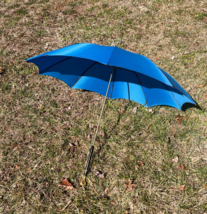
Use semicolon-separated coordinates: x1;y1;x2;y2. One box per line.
27;55;195;110
26;43;173;87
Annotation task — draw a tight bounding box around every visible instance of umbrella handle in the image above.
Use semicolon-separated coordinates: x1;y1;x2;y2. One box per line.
84;146;94;176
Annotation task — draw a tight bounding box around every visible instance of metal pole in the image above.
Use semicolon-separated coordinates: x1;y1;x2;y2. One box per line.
84;36;123;176
84;67;114;176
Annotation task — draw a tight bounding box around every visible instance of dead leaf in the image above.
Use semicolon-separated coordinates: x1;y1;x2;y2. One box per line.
61;200;72;211
205;184;207;190
93;170;105;178
172;156;179;163
15;165;19;169
195;84;203;88
178;185;185;191
205;93;207;99
135;165;138;170
139;5;149;13
102;187;109;196
178;164;185;170
124;179;135;191
58;179;74;191
86;23;89;27
137;160;144;166
69;92;74;96
111;201;115;205
87;178;93;187
85;134;92;139
132;107;137;114
155;56;160;60
120;110;124;114
80;179;86;186
99;131;105;137
148;109;154;113
176;115;183;124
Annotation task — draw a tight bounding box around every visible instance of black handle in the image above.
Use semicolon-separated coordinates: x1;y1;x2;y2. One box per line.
84;146;94;176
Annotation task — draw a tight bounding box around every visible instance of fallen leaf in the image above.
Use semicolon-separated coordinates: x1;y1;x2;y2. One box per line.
93;170;105;178
172;156;179;163
99;131;105;137
111;41;115;46
148;109;154;113
120;110;124;114
134;165;138;170
124;179;135;191
199;9;206;12
132;107;137;114
205;93;207;99
139;5;149;13
86;23;89;27
102;187;109;196
111;201;115;205
58;179;74;191
87;178;93;187
15;165;19;169
176;115;183;124
69;92;74;96
85;134;92;139
155;56;160;60
195;84;203;88
178;185;185;191
61;200;72;211
178;164;185;170
80;179;86;186
137;160;144;166
205;184;207;190
146;108;154;113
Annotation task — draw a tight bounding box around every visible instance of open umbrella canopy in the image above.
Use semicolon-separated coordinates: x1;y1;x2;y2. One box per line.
26;43;195;110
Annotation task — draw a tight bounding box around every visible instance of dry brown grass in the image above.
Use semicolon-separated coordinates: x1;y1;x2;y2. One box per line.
0;0;207;213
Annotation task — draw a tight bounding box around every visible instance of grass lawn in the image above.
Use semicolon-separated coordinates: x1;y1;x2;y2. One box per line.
0;0;207;213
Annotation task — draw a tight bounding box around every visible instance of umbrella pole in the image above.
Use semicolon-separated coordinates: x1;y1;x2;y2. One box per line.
84;68;114;176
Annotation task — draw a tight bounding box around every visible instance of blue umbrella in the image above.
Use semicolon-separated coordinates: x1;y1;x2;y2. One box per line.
26;43;195;175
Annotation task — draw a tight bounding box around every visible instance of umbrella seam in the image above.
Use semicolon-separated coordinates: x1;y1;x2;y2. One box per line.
39;57;72;73
159;69;181;109
107;46;116;65
71;62;97;88
133;71;148;107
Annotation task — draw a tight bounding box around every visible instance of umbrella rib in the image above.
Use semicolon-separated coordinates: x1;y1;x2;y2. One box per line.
109;67;116;98
71;62;97;88
159;69;180;109
39;57;72;73
133;71;148;106
127;82;130;100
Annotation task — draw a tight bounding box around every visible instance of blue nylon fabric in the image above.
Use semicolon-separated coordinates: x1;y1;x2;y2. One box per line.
26;43;196;110
26;43;171;86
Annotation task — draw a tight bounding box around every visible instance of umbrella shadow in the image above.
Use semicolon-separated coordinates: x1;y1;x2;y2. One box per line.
181;102;201;111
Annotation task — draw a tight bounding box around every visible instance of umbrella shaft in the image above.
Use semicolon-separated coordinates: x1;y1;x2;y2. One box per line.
84;68;114;176
92;68;114;146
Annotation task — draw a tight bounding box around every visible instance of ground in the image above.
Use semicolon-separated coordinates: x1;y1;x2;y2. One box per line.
0;0;207;213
